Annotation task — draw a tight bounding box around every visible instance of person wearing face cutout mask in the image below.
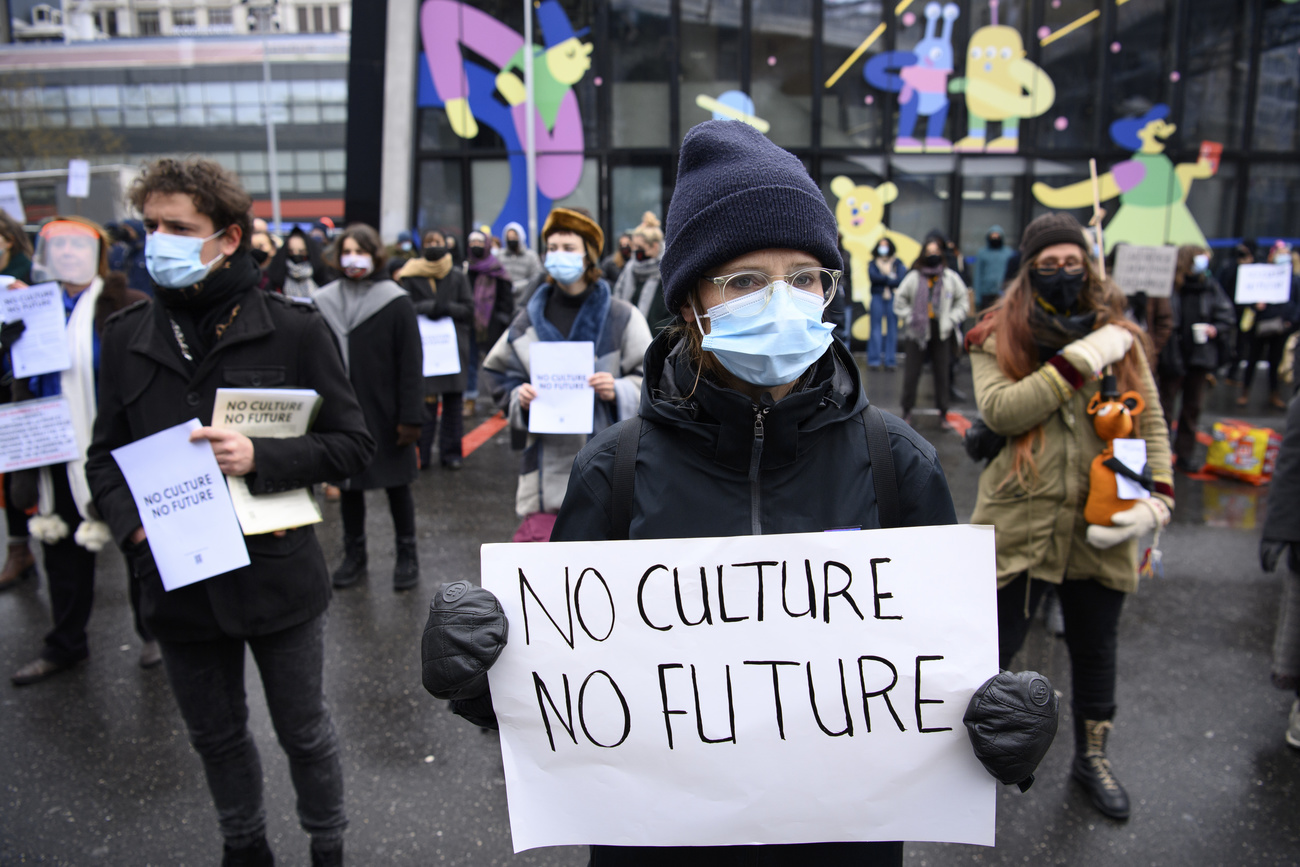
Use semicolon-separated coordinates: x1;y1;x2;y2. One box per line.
6;218;151;685
966;211;1174;821
85;158;373;867
315;224;425;593
482;207;652;543
868;236;905;370
1159;245;1234;468
894;236;970;428
426;122;1060;866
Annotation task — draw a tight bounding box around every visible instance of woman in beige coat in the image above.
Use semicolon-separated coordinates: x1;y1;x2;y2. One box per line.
966;213;1173;823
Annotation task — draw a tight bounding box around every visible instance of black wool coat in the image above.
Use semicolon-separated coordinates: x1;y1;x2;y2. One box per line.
86;288;375;643
401;268;473;394
329;291;426;491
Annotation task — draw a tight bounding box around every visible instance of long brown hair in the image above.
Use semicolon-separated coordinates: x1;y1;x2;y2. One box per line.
1173;244;1208;291
968;250;1151;488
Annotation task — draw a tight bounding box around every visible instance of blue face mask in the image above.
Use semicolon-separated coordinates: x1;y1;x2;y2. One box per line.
695;283;835;387
145;229;225;288
544;250;585;285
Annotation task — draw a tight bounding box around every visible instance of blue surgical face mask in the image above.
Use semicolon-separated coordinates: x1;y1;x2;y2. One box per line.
145;228;226;288
694;283;835;387
1192;253;1210;274
544;250;585;285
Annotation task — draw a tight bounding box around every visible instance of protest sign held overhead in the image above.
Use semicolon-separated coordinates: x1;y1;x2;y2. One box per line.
482;524;998;852
111;419;250;590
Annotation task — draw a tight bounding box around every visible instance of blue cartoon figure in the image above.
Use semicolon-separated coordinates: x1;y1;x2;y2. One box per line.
864;2;960;153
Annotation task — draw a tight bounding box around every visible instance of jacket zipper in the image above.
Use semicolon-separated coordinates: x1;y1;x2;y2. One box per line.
748;406;769;535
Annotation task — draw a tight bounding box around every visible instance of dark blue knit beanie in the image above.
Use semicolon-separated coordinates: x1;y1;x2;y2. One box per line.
660;120;843;315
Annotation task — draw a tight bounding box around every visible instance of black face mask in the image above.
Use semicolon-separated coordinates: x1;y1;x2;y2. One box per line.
620;245;632;260
634;248;648;262
988;236;1003;249
922;253;943;268
1030;268;1086;314
469;245;486;259
506;239;520;253
289;253;308;264
423;246;447;261
250;248;269;266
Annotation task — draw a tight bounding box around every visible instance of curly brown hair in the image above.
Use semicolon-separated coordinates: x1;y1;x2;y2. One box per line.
326;223;388;275
128;157;252;251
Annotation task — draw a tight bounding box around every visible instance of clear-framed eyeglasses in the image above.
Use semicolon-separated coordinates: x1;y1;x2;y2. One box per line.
705;267;842;317
1031;256;1086;277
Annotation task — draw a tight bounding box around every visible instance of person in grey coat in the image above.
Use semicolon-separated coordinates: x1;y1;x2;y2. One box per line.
315;224;425;592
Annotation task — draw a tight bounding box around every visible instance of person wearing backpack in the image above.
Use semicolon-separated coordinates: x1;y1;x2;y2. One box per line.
423;121;1058;866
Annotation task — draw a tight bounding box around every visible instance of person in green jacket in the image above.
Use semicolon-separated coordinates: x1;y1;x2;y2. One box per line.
966;212;1174;823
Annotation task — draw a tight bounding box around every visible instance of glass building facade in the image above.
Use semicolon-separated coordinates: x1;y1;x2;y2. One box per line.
412;0;1300;256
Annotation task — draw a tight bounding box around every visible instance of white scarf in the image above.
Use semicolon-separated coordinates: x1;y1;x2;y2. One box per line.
31;277;112;551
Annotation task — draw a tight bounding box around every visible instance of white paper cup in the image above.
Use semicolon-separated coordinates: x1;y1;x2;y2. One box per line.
1192;322;1210;344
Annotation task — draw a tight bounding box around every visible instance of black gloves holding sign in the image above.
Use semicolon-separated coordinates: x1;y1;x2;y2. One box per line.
963;670;1059;791
0;319;26;354
421;581;508;729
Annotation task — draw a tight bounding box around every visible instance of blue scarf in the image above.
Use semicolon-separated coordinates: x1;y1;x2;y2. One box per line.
525;280;611;347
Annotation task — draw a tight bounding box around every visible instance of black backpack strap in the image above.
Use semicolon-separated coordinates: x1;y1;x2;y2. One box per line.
610;416;642;540
863;404;900;529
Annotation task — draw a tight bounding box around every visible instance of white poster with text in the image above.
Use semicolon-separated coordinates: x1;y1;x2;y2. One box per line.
527;341;594;435
483;525;999;852
1235;262;1293;305
418;316;462;377
2;283;72;379
0;397;80;472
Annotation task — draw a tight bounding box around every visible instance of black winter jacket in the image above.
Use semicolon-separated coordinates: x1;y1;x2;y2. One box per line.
401;269;473;395
1171;274;1235;373
552;330;956;865
86;288;374;642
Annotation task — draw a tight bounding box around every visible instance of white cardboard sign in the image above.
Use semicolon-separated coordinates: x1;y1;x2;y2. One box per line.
418;316;462;377
66;159;90;199
1112;245;1178;297
2;282;73;379
527;340;594;435
482;525;999;852
0;396;80;472
1234;262;1293;305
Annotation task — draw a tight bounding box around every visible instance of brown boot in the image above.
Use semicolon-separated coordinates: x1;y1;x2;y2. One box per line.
0;541;35;591
462;398;476;418
1270;391;1288;410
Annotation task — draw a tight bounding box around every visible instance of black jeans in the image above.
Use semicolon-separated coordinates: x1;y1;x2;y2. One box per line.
339;486;416;539
997;573;1125;721
418;392;464;465
39;469;96;665
901;320;950;417
5;472;27;539
160;613;346;847
1159;368;1209;466
1242;331;1287;393
589;841;903;867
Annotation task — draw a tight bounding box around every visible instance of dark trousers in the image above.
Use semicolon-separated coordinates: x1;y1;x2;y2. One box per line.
5;472;27;539
901;320;950;416
160;613;346;847
1159;368;1208;466
39;469;96;665
418;392;464;466
590;841;903;867
339;486;415;539
998;573;1125;721
1242;331;1287;393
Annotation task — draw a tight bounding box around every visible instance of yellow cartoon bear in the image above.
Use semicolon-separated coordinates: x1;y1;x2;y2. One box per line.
829;176;921;341
948;20;1055;153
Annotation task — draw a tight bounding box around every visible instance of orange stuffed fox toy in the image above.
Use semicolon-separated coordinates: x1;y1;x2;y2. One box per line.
1083;384;1148;527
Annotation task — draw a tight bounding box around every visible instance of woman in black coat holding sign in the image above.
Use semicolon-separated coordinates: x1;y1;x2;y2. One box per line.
394;229;473;469
315;224;425;592
423;122;1059;867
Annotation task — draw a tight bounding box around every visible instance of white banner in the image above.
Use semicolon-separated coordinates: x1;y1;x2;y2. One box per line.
0;396;80;472
1235;262;1293;305
418;316;461;377
483;525;999;852
1112;245;1178;297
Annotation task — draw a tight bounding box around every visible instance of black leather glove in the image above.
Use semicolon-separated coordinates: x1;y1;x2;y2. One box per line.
421;581;509;727
963;670;1059;792
1261;539;1289;573
0;319;26;353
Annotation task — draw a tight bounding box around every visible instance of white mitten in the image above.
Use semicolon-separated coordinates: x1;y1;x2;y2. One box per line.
1086;499;1170;550
1061;324;1135;377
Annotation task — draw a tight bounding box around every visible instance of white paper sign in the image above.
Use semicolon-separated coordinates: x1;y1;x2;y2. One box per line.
66;159;90;199
1112;245;1179;297
1234;263;1293;305
418;316;461;377
483;525;999;852
2;282;72;378
0;397;80;472
1112;438;1150;500
111;419;250;591
528;341;594;435
0;180;24;223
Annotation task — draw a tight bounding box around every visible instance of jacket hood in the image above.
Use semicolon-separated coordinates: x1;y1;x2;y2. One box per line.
503;221;527;247
638;326;866;472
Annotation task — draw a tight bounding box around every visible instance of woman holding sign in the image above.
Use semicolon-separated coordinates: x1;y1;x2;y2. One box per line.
965;212;1174;820
8;218;152;684
427;122;1059;865
394;230;473;469
316;224;425;592
481;207;651;543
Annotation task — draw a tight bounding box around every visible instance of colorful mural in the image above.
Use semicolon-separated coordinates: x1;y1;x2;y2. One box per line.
829;176;921;342
949;10;1054;153
418;0;592;238
1032;104;1219;252
864;3;961;153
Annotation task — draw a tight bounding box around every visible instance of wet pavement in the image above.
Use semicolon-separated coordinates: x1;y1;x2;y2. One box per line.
2;357;1298;866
